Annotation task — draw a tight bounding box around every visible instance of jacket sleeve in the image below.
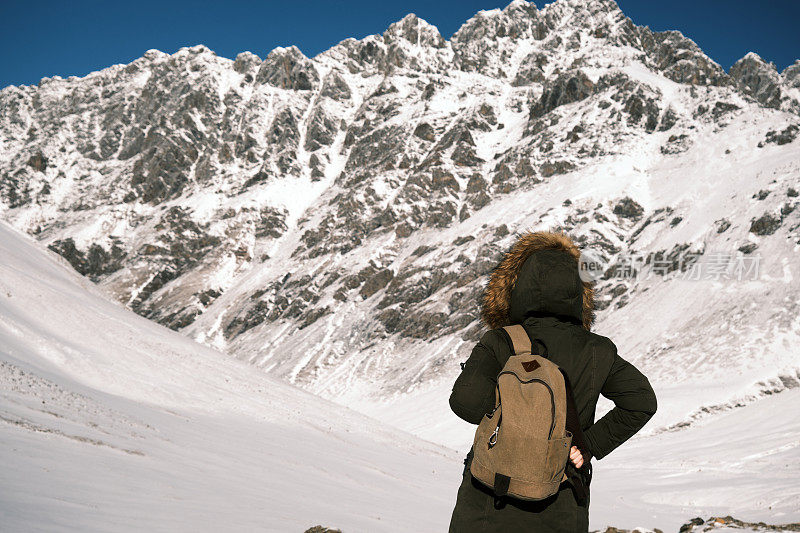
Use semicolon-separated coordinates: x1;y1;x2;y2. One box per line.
583;342;657;460
449;330;505;424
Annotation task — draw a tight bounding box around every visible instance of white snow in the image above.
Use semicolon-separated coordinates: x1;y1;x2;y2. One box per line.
0;220;461;532
350;368;800;531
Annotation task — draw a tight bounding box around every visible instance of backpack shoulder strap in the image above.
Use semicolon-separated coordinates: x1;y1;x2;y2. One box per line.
500;325;548;357
501;325;531;355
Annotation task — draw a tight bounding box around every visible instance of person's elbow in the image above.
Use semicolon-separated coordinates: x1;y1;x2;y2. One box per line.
640;387;658;418
449;389;486;425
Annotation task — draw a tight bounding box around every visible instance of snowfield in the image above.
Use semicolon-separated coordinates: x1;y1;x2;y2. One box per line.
2;219;798;532
0;220;461;532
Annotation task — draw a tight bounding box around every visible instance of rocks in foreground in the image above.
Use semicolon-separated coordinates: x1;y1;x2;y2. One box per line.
680;515;800;532
303;515;800;533
592;515;800;533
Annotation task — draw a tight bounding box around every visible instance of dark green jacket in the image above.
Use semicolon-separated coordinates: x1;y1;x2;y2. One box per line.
450;318;658;461
447;233;657;532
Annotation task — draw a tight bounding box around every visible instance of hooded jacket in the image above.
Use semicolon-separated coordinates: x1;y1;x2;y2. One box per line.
447;231;657;533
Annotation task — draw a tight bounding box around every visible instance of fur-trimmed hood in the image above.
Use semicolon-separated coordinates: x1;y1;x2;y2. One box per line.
481;230;595;331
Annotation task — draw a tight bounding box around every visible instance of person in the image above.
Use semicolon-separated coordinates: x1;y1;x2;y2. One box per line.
447;230;658;532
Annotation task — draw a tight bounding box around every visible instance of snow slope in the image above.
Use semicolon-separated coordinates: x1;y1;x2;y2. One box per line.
1;202;798;531
590;387;800;530
0;220;460;532
348;364;800;531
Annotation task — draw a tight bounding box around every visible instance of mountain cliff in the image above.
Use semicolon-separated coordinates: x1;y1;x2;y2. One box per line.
1;0;799;439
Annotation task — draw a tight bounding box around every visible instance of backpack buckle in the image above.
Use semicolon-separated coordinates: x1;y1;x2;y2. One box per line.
488;426;499;448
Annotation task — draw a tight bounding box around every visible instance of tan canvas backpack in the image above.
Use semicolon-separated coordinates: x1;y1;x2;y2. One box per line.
469;324;574;501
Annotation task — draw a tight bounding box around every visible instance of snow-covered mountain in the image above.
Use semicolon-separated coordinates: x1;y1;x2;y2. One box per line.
1;0;799;512
0;219;460;532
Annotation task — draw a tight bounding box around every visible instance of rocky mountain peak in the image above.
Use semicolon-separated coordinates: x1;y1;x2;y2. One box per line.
233;51;262;74
535;0;629;37
178;44;215;56
501;0;541;18
732;51;780;76
382;13;446;49
316;14;451;75
730;51;783;109
452;0;541;45
143;49;169;62
257;45;319;90
636;29;729;86
543;0;624;18
783;60;800;88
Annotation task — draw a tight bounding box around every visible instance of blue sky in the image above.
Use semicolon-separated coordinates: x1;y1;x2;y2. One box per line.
1;0;798;89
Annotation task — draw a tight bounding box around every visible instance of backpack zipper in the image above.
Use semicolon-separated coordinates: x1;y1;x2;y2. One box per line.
493;372;557;440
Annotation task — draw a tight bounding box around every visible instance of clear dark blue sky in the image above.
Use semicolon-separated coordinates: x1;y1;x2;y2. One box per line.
1;0;798;89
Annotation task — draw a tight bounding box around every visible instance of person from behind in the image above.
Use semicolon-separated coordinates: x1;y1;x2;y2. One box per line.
448;230;658;532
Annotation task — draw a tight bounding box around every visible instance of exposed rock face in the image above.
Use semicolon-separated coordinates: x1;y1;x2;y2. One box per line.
48;238;126;281
1;0;798;398
674;515;800;533
613;197;645;221
749;213;782;236
383;14;446;50
783;60;800;88
256;46;319;90
320;71;352;101
304;106;338;151
764;124;799;146
730;52;783;109
451;0;545;75
530;70;595;118
304;527;342;533
638;30;729;86
27;152;48;172
513;52;547;86
360;268;394;299
232;51;261;74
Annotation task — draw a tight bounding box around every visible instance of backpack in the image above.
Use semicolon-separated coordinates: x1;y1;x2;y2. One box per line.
469;324;581;501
